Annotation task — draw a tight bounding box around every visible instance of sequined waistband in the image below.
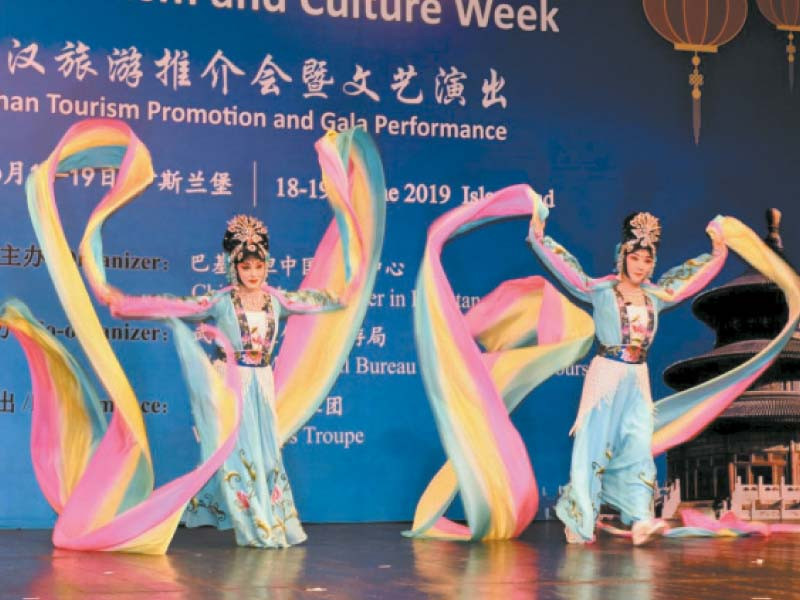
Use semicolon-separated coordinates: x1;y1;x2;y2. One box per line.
596;344;648;364
216;348;271;368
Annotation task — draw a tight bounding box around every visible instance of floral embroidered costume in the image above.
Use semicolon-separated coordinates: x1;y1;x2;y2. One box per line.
528;206;727;542
180;216;339;547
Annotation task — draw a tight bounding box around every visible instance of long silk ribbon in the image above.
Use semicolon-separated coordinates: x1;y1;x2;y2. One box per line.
274;129;386;442
0;120;385;553
0;119;242;554
666;509;800;537
651;216;800;454
406;185;595;540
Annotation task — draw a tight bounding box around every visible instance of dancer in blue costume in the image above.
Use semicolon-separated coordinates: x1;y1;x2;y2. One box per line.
529;210;727;545
182;215;335;548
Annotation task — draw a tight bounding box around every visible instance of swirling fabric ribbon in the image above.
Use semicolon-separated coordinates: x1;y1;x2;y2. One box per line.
407;185;800;541
274;128;386;442
651;216;800;454
665;508;800;537
0;119;385;553
406;185;595;541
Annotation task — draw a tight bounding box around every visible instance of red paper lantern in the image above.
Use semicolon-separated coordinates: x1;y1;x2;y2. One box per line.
756;0;800;89
643;0;748;144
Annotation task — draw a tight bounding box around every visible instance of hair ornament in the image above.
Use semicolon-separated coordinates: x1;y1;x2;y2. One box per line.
627;212;661;250
223;214;269;263
615;212;661;276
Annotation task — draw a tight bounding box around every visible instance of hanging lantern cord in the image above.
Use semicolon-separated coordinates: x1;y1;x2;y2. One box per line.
787;32;796;91
689;52;704;145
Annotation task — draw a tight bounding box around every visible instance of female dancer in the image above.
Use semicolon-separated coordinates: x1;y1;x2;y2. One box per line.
1;121;384;553
529;208;727;545
180;215;336;547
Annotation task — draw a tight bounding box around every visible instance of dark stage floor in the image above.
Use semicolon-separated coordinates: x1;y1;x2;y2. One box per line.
2;521;800;599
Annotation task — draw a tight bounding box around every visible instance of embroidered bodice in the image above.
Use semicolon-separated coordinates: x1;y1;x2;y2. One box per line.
180;286;339;368
527;214;727;353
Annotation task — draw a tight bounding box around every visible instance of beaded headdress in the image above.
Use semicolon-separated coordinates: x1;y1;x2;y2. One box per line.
222;214;269;283
615;212;661;276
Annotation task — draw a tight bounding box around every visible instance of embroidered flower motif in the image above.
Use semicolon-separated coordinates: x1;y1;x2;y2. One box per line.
186;494;228;522
621;346;643;363
229;289;274;366
613;286;654;352
271;484;283;504
250;331;265;348
236;491;250;510
281;288;336;309
241;351;264;365
543;237;590;287
657;255;714;294
630;317;649;343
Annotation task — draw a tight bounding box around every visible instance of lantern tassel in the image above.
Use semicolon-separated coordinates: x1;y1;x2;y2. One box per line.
787;32;796;92
692;97;701;145
689;53;703;145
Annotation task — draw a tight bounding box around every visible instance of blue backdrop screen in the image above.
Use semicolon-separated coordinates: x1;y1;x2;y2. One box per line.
0;0;798;527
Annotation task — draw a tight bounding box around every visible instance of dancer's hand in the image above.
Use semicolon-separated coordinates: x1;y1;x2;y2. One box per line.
529;190;548;241
707;217;726;257
530;219;544;240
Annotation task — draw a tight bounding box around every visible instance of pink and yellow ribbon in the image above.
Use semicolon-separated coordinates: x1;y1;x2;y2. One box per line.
274;129;386;442
666;509;800;537
652;216;800;454
406;185;595;540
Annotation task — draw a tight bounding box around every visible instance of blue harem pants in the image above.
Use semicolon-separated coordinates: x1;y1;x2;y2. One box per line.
555;356;657;541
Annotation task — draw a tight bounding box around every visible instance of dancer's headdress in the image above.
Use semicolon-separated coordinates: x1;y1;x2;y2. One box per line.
614;212;661;275
222;215;269;283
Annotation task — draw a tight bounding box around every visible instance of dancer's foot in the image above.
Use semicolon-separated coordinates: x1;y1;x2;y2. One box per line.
631;518;666;546
565;527;594;544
